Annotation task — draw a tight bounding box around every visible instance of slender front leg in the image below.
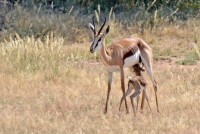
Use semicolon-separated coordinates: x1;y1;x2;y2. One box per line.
119;67;129;113
104;72;113;114
119;83;132;111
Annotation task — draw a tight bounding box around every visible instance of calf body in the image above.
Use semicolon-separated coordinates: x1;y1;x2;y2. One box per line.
119;64;151;116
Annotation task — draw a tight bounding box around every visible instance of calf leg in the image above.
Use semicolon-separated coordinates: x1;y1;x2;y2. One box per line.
119;83;132;111
136;95;140;112
130;88;142;116
140;90;145;113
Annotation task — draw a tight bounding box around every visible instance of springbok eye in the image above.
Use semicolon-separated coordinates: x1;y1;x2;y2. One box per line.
98;38;101;42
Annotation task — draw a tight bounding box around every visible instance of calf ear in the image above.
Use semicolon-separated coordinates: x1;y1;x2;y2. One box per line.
127;76;132;80
139;66;145;72
88;23;95;34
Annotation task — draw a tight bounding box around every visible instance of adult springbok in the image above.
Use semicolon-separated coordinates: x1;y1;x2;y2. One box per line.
88;17;159;114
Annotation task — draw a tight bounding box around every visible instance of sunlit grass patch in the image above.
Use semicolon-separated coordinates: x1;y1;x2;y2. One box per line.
0;33;66;73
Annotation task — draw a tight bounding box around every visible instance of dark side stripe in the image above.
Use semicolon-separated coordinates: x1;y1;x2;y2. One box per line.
123;46;139;62
139;55;142;63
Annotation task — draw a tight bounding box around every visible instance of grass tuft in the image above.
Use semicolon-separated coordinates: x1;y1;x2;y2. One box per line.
179;44;200;65
0;33;65;73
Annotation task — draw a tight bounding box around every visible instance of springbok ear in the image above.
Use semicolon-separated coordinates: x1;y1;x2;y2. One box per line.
106;25;110;34
103;25;110;37
88;23;95;34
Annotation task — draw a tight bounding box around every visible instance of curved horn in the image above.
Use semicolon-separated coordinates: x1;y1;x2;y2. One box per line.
92;16;96;34
98;17;107;35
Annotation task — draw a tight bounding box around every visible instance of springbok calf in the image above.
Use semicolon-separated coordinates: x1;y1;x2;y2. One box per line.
88;17;159;114
119;64;151;116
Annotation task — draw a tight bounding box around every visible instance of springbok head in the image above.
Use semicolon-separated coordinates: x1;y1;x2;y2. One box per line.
133;64;145;72
88;17;110;53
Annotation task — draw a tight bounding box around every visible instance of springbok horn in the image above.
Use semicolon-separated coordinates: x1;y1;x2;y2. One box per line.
92;16;96;34
98;17;107;35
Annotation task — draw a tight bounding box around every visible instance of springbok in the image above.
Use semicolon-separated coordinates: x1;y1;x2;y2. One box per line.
88;17;159;114
119;64;151;116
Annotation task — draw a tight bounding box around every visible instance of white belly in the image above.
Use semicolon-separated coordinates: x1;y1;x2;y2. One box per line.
105;50;141;72
124;50;140;67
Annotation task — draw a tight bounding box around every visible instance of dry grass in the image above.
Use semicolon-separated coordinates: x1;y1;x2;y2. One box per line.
0;9;200;134
0;54;200;133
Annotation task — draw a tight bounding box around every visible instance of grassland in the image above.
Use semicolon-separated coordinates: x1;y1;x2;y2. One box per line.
0;5;200;134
